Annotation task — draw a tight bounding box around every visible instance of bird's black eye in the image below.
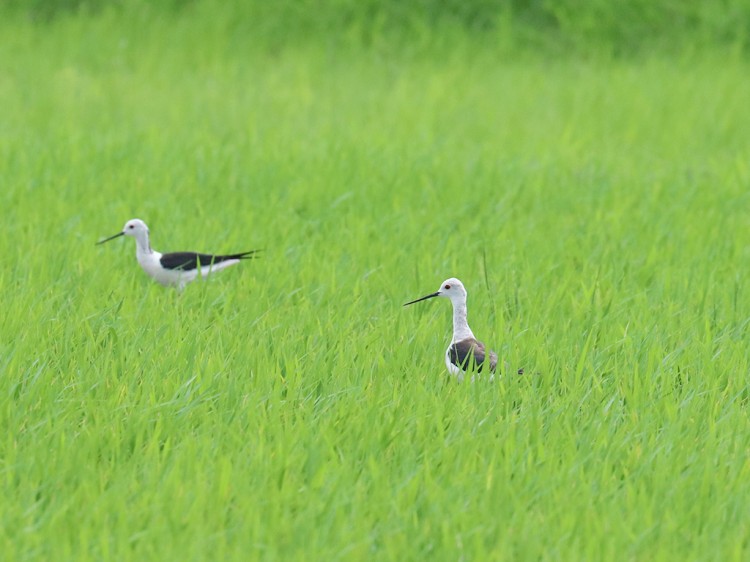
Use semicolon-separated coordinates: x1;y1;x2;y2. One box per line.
444;284;451;290
129;225;134;229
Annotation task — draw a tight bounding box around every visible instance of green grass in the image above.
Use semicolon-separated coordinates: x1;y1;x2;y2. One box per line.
2;9;750;561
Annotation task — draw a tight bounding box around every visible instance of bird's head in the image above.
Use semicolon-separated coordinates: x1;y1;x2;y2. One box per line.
121;219;149;239
404;277;467;306
97;218;150;246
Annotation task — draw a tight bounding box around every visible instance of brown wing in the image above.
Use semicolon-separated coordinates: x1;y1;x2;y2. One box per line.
449;338;497;373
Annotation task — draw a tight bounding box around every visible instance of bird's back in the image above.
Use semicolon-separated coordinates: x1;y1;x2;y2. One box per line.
447;337;495;373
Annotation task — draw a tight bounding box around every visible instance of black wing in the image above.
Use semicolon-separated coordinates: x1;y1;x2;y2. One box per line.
159;250;258;271
449;338;497;373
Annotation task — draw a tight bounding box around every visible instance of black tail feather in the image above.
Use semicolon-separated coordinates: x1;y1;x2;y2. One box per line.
229;250;262;260
160;250;262;271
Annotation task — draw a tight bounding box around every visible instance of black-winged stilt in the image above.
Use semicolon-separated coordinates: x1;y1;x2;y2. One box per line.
97;218;259;290
404;277;522;381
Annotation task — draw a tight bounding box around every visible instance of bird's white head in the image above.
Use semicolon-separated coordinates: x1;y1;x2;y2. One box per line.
435;278;467;301
404;277;467;307
97;218;151;251
121;218;149;239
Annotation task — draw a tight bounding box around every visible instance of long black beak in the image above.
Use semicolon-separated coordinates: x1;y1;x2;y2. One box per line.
403;291;440;306
96;231;125;245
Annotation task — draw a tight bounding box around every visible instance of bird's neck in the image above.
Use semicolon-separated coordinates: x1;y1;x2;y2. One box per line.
451;298;475;342
134;232;153;256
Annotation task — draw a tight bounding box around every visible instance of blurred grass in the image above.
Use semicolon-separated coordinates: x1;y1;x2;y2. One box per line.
1;3;750;561
2;0;749;57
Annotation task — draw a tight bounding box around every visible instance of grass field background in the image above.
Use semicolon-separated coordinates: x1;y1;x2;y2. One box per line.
2;2;750;560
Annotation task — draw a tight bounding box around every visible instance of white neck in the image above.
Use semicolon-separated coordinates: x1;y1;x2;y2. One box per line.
450;296;475;342
133;230;152;256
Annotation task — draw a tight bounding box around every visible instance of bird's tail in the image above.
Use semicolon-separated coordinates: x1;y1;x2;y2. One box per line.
227;250;262;260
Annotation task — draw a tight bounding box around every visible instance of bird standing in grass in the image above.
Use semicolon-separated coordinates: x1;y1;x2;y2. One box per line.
97;218;259;290
404;277;522;381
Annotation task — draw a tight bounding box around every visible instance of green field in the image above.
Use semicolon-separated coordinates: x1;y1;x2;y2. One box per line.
2;3;750;560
